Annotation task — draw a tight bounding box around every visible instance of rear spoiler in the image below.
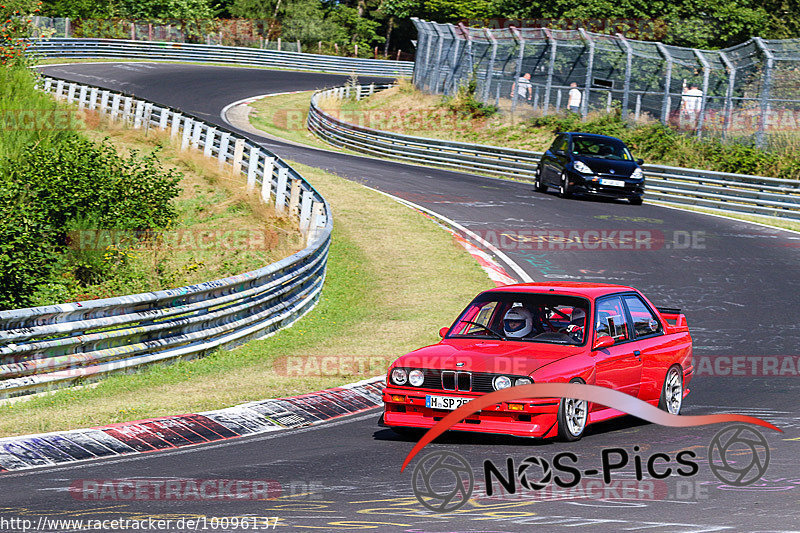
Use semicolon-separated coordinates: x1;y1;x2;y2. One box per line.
657;306;688;331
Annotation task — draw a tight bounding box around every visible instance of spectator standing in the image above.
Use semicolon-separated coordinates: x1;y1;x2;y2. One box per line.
685;85;703;127
512;72;532;103
568;82;582;114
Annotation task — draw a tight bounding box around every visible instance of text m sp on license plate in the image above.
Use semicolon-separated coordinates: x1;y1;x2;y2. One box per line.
426;395;473;410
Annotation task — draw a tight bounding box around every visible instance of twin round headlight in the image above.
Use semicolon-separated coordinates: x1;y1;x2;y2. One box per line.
391;368;425;386
493;376;533;390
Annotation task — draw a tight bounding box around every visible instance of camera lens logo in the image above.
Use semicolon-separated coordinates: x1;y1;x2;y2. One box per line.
411;451;474;512
517;456;552;490
708;424;770;486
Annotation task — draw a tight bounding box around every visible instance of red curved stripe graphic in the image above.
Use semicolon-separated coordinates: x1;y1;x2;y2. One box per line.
400;382;782;472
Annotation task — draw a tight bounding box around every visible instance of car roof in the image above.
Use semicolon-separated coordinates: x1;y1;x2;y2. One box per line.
561;132;626;142
485;281;637;299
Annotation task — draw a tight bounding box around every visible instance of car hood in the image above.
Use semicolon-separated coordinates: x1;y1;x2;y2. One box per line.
392;340;585;376
575;156;637;176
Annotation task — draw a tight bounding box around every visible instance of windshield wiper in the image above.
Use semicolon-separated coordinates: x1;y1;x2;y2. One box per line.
460;320;506;340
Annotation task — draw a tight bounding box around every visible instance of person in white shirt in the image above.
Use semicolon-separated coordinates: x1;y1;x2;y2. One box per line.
685;85;703;125
512;72;532;102
568;82;582;114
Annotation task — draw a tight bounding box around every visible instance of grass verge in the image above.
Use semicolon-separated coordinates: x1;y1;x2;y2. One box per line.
0;159;491;437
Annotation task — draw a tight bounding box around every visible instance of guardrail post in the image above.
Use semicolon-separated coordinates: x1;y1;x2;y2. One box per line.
190;120;202;149
299;190;313;231
232;138;245;173
579;28;595;119
656;43;673;125
133;100;144;128
617;33;633;120
66;82;76;103
543;29;557;114
77;85;87;109
247;148;261;189
158;107;169;130
217;131;231;168
55;79;64;100
171;112;182;137
181;117;193;149
754;37;774;148
100;90;110;112
203;126;217;157
110;94;121;120
89;87;98;110
275;167;289;214
288;179;301;216
43;78;52;93
262;157;275;202
122;96;133;124
307;202;324;245
143;103;153;133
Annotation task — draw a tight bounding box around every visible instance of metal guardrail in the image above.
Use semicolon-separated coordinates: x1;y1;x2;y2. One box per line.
0;76;333;400
27;38;414;77
308;84;800;220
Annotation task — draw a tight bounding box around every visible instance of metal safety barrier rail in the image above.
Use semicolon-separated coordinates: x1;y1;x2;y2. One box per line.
0;76;333;400
27;38;414;77
308;84;800;221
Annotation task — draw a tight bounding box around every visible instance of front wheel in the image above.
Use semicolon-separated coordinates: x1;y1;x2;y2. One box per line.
557;379;588;441
629;196;643;206
558;172;572;198
658;366;683;415
535;166;547;192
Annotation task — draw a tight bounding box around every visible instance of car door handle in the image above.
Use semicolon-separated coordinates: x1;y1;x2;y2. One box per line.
633;350;641;359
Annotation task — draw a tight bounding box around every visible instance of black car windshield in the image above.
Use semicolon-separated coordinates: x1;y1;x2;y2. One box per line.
447;292;590;345
572;136;632;161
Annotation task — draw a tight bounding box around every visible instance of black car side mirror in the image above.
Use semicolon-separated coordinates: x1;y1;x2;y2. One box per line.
636;158;644;165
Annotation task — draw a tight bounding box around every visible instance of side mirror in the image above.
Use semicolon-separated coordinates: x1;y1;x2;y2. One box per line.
592;335;614;350
636;158;644;165
439;327;449;338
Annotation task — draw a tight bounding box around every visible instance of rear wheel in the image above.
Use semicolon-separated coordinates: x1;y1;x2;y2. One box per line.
557;378;588;441
658;366;683;415
535;166;547;192
558;172;572;198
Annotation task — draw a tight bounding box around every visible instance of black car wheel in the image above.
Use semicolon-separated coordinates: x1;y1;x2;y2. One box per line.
630;196;643;206
535;166;547;192
558;172;571;199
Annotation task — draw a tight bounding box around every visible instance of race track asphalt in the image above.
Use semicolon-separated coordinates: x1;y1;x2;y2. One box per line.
2;62;797;532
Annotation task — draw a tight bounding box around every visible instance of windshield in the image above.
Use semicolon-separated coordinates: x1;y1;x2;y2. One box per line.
447;292;591;345
572;136;632;161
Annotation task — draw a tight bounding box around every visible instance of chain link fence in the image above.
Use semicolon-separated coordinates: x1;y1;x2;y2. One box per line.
412;18;800;148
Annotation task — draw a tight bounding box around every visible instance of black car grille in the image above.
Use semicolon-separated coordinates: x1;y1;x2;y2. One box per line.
394;368;529;393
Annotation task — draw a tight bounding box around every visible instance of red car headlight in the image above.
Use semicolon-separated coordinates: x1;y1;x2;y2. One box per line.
391;368;407;385
408;369;425;387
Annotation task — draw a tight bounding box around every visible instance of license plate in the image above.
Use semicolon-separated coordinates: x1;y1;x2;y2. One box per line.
426;395;473;410
600;178;626;187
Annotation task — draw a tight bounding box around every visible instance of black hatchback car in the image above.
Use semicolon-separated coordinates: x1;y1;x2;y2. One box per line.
535;132;645;205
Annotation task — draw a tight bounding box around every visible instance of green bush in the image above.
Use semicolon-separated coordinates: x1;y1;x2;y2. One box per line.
442;80;499;119
0;137;181;310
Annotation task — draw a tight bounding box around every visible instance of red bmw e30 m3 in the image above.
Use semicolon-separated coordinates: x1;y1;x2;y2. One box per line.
382;282;693;441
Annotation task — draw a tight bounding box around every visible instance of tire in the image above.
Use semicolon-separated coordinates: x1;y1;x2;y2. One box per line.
557;379;588;441
558;171;572;199
658;365;683;415
535;166;547;192
629;196;643;206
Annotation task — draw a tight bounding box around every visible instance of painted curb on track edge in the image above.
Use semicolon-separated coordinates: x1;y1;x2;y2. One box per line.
0;377;385;473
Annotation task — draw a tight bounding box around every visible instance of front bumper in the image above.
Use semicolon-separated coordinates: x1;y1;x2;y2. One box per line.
382;386;560;438
568;171;644;199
